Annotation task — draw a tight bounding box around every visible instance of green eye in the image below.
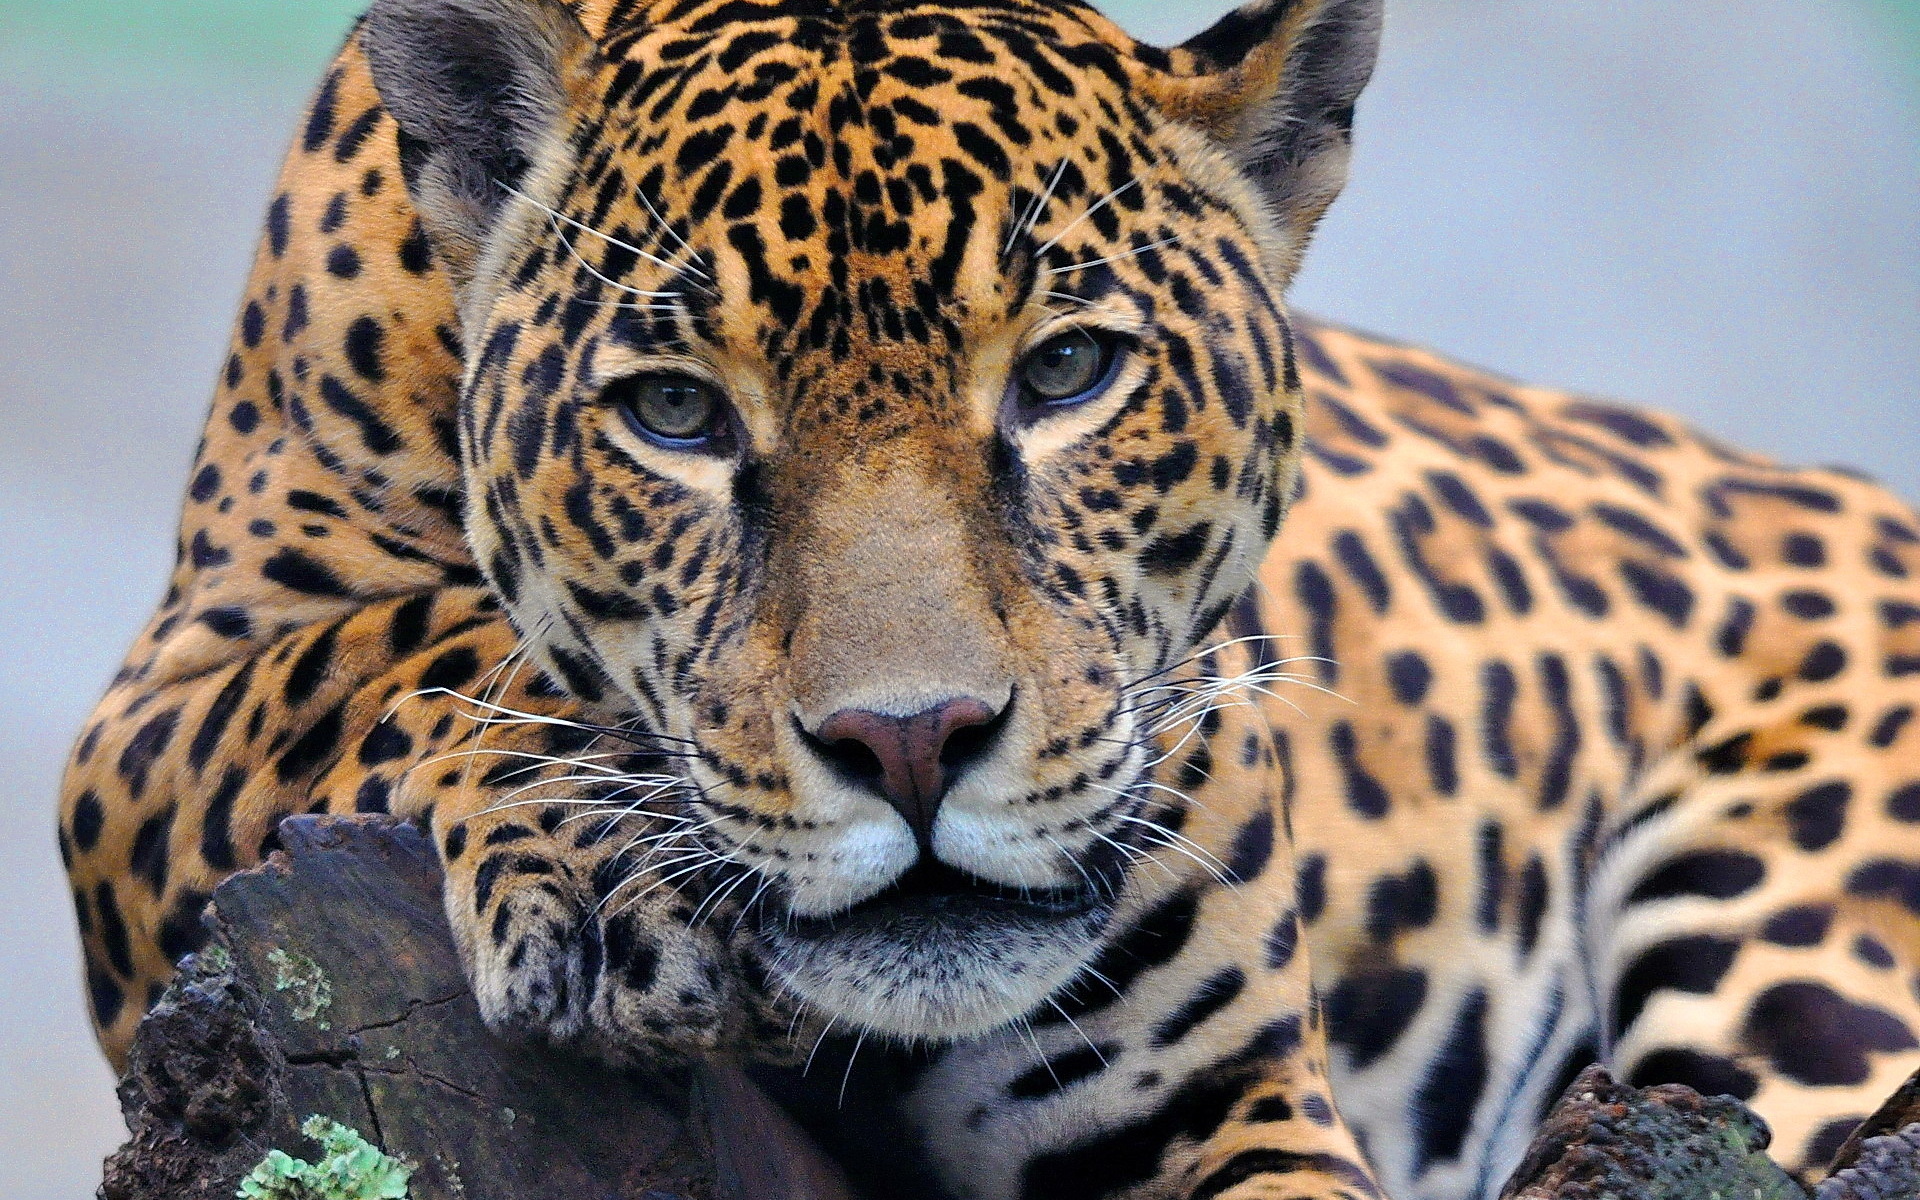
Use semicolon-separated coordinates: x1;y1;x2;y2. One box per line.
1018;329;1120;408
608;374;731;450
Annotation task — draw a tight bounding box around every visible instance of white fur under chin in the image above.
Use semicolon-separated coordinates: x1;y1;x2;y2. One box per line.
761;916;1107;1041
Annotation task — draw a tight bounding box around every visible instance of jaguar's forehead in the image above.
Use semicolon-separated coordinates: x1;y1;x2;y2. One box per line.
564;0;1216;330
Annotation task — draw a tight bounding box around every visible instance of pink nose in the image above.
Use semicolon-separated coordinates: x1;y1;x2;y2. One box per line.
813;698;1004;846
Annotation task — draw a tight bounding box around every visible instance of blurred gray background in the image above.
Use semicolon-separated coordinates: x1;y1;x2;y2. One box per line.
2;0;1916;1193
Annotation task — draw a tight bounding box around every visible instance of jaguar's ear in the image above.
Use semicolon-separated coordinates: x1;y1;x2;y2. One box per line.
1146;0;1382;277
360;0;599;287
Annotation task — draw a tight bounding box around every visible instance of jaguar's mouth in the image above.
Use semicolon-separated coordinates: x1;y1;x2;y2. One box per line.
779;858;1102;941
756;857;1119;1040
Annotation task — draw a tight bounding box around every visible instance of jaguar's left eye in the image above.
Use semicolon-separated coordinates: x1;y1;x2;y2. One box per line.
605;373;735;453
1016;329;1123;409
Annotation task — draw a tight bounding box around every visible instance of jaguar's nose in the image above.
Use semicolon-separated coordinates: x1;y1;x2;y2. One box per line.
807;697;1009;848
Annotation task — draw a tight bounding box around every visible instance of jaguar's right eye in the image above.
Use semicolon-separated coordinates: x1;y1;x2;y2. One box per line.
605;374;735;453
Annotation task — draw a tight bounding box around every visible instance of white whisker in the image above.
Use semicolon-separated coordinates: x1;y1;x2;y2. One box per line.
1006;158;1071;256
1032;177;1139;263
1042;235;1178;277
503;182;703;283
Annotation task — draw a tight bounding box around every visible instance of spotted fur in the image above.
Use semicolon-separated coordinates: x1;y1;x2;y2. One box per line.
60;2;1920;1198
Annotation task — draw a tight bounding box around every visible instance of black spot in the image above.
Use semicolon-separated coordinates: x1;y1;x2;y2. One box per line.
1366;860;1438;943
1785;781;1851;851
358;720;413;767
1804;1117;1864;1173
284;622;340;707
200;767;244;871
274;703;345;782
190;463;222;503
1480;660;1518;778
96;882;133;976
1140;524;1211;576
1151;967;1246;1047
1515;856;1550;956
1007;1043;1119;1099
157;889;212;962
1799;641;1848;682
1800;704;1849;732
241;300;266;348
1223;808;1274;885
420;646;482;692
1619;560;1694;627
1564;401;1673;447
267;193;292;257
1475;821;1505;933
1846;859;1920;914
1330;722;1390;818
1425;715;1458;797
263;548;351;597
318;374;403;454
118;708;180;800
1326;967;1429;1070
1872;706;1914;747
1265;910;1299;970
1386;651;1432;706
399;219;434;273
1715;597;1757;657
88;967;125;1029
1888;783;1920;822
303;70;339;152
1782;532;1827;567
1853;934;1895;970
1740;981;1917;1086
326;244;362;278
69;791;105;852
1612;935;1740;1035
1628;851;1765;904
1334;530;1392;613
344;316;386;383
1412;990;1489;1173
1296;854;1328;922
1629;1048;1758;1100
1761;905;1833;946
128;806;178;896
1783;590;1836;620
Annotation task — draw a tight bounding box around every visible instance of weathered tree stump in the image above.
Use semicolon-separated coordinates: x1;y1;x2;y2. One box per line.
1500;1064;1920;1200
101;815;856;1200
102;815;1920;1200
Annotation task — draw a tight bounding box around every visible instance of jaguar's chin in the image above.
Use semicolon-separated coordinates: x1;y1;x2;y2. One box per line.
756;861;1118;1041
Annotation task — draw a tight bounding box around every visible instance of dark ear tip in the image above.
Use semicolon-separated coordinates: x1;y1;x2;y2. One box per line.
1177;0;1383;72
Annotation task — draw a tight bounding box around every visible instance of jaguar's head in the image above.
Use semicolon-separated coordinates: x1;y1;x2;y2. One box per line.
364;0;1379;1040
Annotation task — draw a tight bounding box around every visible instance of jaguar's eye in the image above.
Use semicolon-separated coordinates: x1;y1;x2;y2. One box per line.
1017;329;1121;409
607;374;732;451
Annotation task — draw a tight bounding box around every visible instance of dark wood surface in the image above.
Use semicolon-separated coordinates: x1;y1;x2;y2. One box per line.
101;815;854;1200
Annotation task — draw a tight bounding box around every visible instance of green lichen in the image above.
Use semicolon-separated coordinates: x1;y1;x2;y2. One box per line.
266;947;333;1028
237;1117;413;1199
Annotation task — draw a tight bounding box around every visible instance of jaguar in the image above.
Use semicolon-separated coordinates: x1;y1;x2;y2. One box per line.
59;1;1920;1197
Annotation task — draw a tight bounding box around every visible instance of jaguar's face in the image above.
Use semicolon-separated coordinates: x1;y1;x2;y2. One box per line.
369;0;1377;1040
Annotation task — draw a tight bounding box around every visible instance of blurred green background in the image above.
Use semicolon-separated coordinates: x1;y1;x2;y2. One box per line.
1;2;1916;1196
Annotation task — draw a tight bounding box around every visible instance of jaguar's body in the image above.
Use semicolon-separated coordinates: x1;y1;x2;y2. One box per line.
59;2;1920;1198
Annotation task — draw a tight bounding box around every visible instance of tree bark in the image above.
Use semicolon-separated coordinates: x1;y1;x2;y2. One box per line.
100;815;855;1200
102;815;1920;1200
